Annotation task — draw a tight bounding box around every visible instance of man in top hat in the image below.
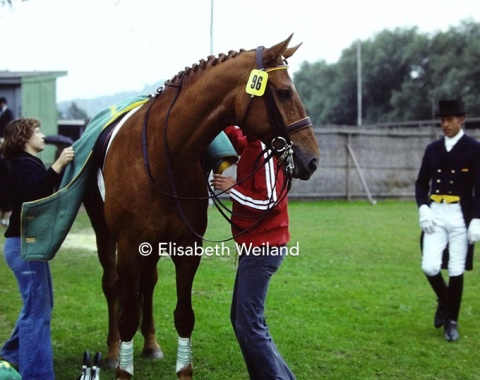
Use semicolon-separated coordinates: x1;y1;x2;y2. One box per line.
415;99;480;341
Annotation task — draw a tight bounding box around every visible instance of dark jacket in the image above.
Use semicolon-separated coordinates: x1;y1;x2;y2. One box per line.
415;133;480;225
5;151;62;237
415;133;480;270
0;155;11;210
0;108;14;137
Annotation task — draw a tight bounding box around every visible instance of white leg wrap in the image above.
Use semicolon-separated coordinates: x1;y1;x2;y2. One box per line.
176;336;192;373
119;340;134;375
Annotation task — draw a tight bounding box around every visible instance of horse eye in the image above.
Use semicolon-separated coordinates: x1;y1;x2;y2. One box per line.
277;88;292;100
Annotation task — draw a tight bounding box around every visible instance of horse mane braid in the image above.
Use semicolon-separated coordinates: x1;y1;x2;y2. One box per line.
159;48;248;89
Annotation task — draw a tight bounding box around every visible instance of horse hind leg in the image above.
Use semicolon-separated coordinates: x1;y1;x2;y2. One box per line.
139;261;164;360
83;188;121;369
114;239;148;378
98;234;122;369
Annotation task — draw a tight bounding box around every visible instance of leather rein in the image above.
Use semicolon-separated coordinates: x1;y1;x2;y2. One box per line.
140;46;313;241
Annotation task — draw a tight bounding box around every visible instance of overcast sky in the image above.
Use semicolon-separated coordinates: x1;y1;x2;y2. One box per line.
1;0;479;102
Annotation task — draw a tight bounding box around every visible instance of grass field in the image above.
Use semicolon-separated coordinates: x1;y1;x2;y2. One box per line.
1;200;480;379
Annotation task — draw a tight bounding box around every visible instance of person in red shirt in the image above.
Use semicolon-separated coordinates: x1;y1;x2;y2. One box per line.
211;125;295;379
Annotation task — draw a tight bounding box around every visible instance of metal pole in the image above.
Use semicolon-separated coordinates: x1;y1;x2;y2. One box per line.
346;134;351;201
357;39;362;126
210;0;214;55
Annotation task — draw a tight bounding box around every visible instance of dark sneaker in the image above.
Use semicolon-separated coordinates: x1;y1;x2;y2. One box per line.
434;301;447;328
444;319;459;342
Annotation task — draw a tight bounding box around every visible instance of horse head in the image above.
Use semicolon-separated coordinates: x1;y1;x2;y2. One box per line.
236;35;319;180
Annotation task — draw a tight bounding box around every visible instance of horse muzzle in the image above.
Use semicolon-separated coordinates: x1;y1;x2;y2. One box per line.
292;144;318;180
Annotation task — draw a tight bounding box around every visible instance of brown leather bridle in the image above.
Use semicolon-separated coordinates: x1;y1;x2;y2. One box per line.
240;45;313;175
139;46;311;241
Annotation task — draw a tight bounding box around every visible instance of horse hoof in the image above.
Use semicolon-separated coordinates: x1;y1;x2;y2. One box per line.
177;364;193;380
141;347;164;360
104;357;119;370
115;367;133;379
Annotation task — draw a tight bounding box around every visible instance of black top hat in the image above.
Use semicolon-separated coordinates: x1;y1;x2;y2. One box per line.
434;100;466;117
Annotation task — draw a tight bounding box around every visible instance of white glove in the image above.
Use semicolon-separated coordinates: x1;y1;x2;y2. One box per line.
419;204;436;234
468;218;480;244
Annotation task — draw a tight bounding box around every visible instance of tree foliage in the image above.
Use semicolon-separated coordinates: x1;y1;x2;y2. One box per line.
58;101;90;123
294;20;480;125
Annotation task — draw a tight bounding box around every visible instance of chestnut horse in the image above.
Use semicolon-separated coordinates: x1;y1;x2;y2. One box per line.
82;35;319;379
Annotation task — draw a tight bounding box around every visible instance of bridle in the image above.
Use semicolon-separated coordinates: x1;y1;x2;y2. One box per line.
140;46;313;241
240;45;313;177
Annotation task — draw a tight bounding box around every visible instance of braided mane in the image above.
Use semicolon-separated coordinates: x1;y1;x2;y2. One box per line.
156;48;249;94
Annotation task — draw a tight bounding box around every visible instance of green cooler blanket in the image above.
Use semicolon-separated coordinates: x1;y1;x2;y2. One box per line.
21;95;150;261
21;95;238;261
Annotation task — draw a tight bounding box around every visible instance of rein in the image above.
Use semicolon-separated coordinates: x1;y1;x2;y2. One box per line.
140;46;311;242
207;145;292;241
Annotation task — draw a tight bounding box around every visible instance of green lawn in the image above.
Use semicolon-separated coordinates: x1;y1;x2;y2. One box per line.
1;200;480;379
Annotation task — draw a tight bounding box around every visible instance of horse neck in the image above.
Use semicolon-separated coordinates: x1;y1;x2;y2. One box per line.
151;63;246;156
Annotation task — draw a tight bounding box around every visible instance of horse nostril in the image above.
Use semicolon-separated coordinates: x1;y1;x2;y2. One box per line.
309;158;318;173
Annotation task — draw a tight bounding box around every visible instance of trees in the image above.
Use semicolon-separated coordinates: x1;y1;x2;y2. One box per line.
295;20;480;125
58;101;90;124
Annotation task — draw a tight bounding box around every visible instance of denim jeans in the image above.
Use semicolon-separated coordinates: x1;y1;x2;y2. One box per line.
230;246;295;380
1;237;55;379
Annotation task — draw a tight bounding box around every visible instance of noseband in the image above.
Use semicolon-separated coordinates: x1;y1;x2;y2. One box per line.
140;46;311;242
240;46;313;176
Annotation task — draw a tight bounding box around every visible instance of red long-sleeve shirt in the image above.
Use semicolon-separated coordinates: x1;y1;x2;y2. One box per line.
224;125;290;247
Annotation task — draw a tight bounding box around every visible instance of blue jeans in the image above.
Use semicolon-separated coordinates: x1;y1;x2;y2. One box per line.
1;237;55;379
230;246;295;380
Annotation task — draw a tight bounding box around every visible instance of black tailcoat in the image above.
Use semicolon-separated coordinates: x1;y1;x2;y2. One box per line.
415;133;480;270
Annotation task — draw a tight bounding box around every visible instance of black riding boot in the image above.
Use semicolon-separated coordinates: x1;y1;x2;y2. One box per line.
446;274;463;321
426;273;448;328
444;274;464;341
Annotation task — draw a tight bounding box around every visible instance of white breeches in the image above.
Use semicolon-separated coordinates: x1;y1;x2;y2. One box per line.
422;202;468;277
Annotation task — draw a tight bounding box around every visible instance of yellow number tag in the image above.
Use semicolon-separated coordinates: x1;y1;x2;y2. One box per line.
245;69;268;96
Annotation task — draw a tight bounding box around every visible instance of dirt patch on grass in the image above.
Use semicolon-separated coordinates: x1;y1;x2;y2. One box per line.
61;231;97;252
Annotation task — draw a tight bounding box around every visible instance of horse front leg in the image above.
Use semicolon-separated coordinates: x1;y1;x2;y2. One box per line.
172;254;201;380
140;257;163;360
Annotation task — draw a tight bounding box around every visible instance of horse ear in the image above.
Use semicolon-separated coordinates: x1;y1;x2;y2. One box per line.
265;34;295;63
283;43;302;59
